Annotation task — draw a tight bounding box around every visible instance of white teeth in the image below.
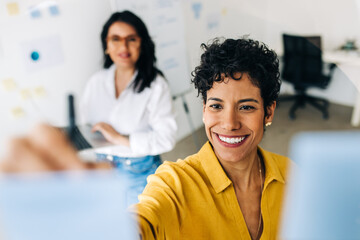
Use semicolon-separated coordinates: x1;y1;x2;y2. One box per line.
219;135;245;144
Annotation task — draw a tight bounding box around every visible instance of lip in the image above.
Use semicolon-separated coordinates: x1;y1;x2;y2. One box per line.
118;52;130;59
214;133;248;148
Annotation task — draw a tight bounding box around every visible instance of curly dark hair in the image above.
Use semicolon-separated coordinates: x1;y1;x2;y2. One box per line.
101;11;163;93
191;38;281;117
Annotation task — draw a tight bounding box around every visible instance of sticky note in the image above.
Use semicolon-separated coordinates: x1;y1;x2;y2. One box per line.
11;107;25;119
20;89;31;100
30;8;41;19
48;5;60;16
1;78;17;91
222;8;227;16
6;2;20;16
33;86;46;97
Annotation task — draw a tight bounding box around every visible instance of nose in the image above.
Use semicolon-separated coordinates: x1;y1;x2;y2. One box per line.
118;39;129;49
221;109;241;131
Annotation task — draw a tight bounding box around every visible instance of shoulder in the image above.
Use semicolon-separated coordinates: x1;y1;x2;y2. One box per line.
157;153;202;177
147;152;203;188
148;74;170;92
87;66;114;86
263;149;290;164
142;74;172;104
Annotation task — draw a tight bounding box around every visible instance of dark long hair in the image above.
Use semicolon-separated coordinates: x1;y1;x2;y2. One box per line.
101;11;163;93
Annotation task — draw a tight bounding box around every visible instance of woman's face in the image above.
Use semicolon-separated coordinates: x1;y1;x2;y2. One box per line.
106;21;141;70
203;73;275;164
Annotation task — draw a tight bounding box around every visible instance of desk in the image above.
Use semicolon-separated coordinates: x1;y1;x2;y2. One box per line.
323;51;360;127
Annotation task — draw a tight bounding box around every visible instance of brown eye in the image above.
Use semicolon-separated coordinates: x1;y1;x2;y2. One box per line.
210;104;222;110
240;105;255;111
111;36;120;42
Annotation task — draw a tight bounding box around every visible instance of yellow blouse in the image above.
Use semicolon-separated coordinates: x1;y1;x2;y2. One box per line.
129;142;292;240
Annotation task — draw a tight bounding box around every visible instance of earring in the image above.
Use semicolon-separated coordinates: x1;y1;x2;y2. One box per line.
202;117;205;122
265;122;272;127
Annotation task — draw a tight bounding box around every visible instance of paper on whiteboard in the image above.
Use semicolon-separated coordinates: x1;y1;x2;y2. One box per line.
20;35;65;73
1;78;17;92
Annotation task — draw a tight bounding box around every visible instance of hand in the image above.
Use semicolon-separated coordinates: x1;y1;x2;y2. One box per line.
92;122;130;147
0;124;112;173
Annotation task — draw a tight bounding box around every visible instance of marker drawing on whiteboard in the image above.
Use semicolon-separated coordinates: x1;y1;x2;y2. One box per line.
162;58;179;70
191;2;202;19
207;13;220;31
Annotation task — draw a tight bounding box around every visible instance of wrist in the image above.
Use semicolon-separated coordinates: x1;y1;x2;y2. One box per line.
114;134;130;147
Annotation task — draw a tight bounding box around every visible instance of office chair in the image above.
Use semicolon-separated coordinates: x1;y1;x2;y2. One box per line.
279;34;336;119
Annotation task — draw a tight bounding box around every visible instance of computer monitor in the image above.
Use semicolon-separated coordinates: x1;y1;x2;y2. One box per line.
280;131;360;239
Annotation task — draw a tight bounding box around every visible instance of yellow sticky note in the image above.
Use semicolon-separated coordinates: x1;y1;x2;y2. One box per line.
11;107;25;119
6;2;20;16
33;86;46;97
20;89;31;100
1;78;17;91
221;8;227;16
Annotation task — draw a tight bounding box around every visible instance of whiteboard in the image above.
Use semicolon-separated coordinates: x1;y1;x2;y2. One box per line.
112;0;191;97
0;0;112;155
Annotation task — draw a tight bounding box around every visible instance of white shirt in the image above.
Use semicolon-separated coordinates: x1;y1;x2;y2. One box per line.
80;65;177;157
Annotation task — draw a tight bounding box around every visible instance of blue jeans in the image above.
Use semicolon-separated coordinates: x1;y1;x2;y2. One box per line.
96;154;162;206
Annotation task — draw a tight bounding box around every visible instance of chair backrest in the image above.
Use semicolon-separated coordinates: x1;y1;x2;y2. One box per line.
282;34;324;88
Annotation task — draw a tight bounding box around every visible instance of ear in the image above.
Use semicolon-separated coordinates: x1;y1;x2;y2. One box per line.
202;101;206;123
265;101;276;123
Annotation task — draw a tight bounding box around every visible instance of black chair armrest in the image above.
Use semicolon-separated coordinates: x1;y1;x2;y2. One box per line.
327;63;337;77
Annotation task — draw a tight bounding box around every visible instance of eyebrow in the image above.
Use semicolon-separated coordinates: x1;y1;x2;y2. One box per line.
108;34;138;38
207;97;259;104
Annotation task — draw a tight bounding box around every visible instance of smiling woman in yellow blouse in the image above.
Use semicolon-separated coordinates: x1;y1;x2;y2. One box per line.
0;37;293;240
131;38;292;240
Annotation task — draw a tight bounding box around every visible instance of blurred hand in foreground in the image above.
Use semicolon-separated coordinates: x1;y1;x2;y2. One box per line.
0;124;112;173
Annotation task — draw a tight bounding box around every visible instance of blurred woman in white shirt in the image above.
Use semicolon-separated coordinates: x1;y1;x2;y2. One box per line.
80;11;177;205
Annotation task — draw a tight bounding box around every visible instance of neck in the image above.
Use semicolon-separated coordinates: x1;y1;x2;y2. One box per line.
221;151;262;192
115;65;136;81
114;66;136;98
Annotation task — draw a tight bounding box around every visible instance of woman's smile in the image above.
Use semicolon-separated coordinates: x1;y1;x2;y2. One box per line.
214;133;248;147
